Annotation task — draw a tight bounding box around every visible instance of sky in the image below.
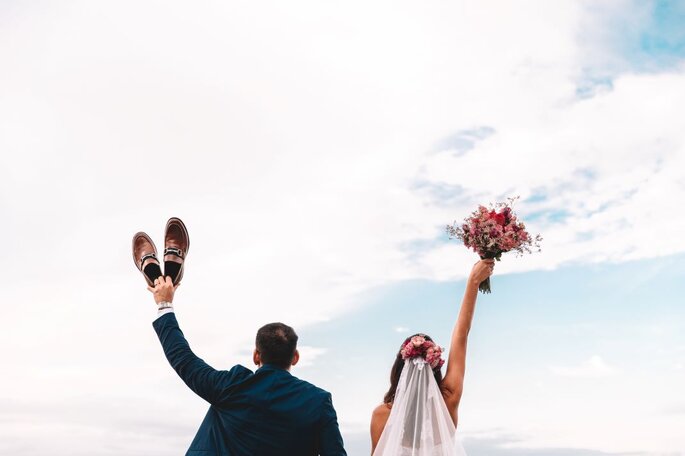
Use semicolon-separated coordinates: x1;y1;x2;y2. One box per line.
0;0;684;455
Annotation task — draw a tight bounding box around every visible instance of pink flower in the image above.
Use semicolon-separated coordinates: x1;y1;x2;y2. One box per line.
411;336;426;347
401;337;445;370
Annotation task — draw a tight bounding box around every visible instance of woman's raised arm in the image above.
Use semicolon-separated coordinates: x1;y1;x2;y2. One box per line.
440;259;494;417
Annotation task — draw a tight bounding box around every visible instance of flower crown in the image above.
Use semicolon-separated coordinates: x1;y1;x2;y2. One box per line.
400;335;445;370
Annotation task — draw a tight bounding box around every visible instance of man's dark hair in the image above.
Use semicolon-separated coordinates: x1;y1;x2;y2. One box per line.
255;322;298;369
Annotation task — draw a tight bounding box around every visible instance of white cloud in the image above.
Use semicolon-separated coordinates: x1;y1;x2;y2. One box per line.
549;355;618;378
294;345;328;368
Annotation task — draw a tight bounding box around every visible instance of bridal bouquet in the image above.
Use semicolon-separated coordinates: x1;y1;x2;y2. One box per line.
446;197;542;293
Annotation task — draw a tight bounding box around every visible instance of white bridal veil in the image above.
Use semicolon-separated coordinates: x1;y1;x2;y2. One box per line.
373;358;467;456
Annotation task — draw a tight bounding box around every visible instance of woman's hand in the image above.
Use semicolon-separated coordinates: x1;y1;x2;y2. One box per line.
147;276;180;304
468;259;495;287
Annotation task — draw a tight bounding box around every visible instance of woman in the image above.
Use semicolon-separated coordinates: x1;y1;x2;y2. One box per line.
370;259;494;455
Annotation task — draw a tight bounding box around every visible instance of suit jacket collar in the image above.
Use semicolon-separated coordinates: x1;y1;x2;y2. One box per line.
256;363;292;374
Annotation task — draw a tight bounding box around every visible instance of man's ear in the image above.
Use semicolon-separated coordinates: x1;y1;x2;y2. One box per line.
291;349;300;367
253;349;261;366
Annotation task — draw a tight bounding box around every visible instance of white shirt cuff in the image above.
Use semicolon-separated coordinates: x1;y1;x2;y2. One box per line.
155;307;174;320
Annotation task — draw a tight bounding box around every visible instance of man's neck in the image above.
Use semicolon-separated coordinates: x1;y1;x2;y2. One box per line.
258;363;290;372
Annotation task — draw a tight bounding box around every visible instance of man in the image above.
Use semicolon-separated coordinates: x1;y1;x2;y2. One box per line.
133;220;346;456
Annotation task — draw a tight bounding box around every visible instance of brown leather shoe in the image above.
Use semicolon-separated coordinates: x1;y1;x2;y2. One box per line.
132;232;161;287
164;217;190;285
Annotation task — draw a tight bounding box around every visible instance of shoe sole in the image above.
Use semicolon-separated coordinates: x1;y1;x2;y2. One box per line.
165;217;190;285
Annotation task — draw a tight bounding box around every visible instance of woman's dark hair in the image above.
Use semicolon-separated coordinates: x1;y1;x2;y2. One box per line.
383;333;444;404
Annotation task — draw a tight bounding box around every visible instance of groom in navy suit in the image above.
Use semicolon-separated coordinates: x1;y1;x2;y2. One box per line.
148;276;347;456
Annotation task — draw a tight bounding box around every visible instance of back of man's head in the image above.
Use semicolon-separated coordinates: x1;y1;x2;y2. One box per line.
255;322;298;369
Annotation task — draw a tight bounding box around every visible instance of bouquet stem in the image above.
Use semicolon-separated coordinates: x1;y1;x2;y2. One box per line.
478;276;492;294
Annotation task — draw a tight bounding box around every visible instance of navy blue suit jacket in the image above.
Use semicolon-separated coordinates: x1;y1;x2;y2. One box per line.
153;313;347;456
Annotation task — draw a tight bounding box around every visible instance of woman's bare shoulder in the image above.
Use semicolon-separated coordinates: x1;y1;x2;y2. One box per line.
371;402;391;423
370;403;392;450
371;404;391;430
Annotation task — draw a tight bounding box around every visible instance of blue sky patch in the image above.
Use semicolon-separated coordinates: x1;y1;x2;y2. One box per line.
577;0;685;99
639;0;685;62
411;179;472;208
434;126;496;156
300;253;685;455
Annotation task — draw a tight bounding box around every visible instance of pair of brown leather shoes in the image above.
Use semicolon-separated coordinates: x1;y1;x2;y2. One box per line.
132;217;190;287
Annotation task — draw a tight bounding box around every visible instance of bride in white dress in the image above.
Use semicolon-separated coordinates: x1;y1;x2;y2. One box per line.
370;259;495;455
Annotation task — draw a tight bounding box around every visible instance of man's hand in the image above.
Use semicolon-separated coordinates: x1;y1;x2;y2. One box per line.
147;276;180;304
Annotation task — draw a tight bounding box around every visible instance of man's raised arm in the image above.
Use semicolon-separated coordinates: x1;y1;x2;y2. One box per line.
149;277;236;404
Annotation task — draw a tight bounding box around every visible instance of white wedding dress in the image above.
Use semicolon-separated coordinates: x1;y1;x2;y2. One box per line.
373;358;467;456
